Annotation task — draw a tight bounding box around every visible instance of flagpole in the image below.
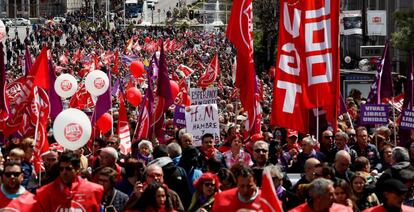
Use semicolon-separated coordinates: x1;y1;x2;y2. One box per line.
392;96;397;146
33;87;42;186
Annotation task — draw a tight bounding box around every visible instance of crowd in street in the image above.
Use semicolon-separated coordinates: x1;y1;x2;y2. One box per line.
0;8;414;212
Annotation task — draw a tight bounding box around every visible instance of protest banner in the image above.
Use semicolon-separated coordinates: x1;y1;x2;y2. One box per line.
174;105;186;128
189;87;218;105
185;104;220;146
360;104;389;125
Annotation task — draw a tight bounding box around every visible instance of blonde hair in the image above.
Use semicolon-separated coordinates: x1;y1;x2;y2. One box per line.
9;148;25;158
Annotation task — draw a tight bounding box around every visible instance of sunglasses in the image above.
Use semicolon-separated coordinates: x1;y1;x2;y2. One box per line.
3;172;22;178
254;149;268;153
148;173;163;178
204;182;216;187
59;166;74;172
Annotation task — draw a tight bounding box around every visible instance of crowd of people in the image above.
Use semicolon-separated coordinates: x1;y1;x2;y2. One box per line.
1;8;414;212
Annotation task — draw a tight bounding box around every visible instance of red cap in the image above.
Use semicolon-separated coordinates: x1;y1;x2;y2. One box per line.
251;133;264;142
287;129;298;138
49;143;64;153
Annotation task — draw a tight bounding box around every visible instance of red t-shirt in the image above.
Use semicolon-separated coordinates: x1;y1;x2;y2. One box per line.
36;176;104;212
0;188;41;210
212;188;262;211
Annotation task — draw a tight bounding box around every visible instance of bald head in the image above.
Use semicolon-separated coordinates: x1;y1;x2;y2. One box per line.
334;150;351;175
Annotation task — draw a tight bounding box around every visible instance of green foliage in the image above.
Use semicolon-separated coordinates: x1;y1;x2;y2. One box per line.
179;7;189;19
391;9;414;51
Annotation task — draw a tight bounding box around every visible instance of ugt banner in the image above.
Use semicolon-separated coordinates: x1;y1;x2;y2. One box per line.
272;0;340;132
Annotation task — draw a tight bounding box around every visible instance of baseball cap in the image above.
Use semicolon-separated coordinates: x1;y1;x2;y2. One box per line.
381;179;409;194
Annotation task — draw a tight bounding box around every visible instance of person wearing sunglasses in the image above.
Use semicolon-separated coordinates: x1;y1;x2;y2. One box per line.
36;151;104;211
124;164;185;211
188;172;220;212
0;161;41;210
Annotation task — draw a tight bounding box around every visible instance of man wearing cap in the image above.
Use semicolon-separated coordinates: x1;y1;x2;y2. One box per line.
283;129;299;152
363;179;414;212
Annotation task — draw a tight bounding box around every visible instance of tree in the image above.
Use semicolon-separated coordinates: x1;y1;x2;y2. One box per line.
252;0;279;76
391;9;414;51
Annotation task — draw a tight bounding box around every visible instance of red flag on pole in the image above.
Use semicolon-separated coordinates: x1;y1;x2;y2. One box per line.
31;47;50;90
271;0;340;133
259;169;283;212
226;0;259;134
31;87;50;174
118;92;131;155
197;54;219;88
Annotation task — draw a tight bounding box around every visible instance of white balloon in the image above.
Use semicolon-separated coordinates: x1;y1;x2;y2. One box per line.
54;74;78;98
53;108;92;151
344;56;352;64
0;20;5;42
85;70;109;96
156;51;160;60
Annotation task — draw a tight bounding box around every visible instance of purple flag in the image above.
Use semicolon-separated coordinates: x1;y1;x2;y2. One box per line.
120;54;139;67
0;43;9;121
24;45;33;76
91;69;112;125
48;60;63;120
111;79;120;96
367;41;393;104
157;40;173;110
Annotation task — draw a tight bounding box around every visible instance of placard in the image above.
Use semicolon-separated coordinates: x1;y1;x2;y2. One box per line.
360;104;389;125
400;109;414;129
189;87;218;105
185;104;220;146
173;105;186;128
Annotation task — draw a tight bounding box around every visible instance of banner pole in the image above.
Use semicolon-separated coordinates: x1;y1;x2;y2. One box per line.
392;97;397;146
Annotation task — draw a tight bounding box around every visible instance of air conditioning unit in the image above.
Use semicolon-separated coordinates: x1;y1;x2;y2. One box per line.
360;45;385;58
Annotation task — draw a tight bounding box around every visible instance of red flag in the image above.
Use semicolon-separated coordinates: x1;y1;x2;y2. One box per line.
135;98;150;141
118;92;131;155
31;87;50;174
197;54;219;88
93;53;101;70
0;43;9;131
112;50;119;75
176;64;194;78
271;0;340;133
226;0;259;134
73;49;82;64
69;83;95;110
31;47;50;90
259;169;283;212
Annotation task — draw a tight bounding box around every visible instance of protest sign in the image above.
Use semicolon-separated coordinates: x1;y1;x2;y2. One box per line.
400;109;414;129
360;104;389;125
185;104;220;146
189;87;218;105
174;105;186;128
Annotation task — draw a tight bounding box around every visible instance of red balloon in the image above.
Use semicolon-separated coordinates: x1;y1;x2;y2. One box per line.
144;37;151;43
126;87;142;107
170;80;180;100
96;113;113;134
130;61;145;78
